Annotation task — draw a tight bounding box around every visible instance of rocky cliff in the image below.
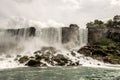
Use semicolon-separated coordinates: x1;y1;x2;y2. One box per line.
88;27;120;45
82;27;120;64
62;24;80;48
6;27;36;37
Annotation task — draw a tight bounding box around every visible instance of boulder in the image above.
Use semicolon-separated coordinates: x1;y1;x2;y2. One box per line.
41;46;57;54
77;47;92;56
26;60;41;67
34;50;41;55
71;51;76;56
18;56;29;63
92;49;107;57
35;54;42;60
53;54;69;66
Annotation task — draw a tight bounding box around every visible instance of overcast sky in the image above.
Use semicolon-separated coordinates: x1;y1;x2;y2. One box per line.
0;0;120;28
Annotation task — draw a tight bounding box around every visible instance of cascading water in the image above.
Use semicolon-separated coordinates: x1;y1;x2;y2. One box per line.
36;27;61;46
79;28;88;47
0;18;106;69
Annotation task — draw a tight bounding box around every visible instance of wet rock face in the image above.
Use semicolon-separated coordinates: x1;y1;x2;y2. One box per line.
107;28;120;42
62;24;80;45
18;56;29;63
6;27;36;37
88;28;108;45
88;27;120;44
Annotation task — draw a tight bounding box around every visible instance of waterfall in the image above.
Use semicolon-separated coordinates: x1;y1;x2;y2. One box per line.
0;21;89;69
0;27;35;54
61;25;88;49
36;27;61;45
79;28;88;47
0;25;88;54
0;30;17;54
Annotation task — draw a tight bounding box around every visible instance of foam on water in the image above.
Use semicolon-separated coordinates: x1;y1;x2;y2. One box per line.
0;54;24;69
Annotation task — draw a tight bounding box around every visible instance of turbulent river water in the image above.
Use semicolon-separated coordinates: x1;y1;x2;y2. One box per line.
0;67;120;80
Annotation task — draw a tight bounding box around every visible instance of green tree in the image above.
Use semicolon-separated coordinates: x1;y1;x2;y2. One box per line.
86;22;94;28
106;19;113;27
86;20;105;28
94;20;104;25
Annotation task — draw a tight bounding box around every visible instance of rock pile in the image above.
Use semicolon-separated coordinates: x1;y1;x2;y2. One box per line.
17;47;82;67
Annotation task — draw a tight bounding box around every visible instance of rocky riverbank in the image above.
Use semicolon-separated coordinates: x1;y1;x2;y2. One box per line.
86;16;120;64
78;46;120;64
16;39;120;67
78;39;120;64
16;46;106;67
16;47;82;67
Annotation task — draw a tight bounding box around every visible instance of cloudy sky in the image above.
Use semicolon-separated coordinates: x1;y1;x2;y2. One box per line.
0;0;120;28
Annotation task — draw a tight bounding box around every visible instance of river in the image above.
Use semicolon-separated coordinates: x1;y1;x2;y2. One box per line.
0;67;120;80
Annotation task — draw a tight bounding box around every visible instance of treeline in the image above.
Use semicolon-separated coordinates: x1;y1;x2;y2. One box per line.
87;15;120;28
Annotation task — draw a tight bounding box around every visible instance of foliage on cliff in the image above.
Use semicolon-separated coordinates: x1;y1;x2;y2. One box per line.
78;38;120;64
86;20;105;28
87;15;120;28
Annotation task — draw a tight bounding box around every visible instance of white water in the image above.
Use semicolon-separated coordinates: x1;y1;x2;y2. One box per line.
36;27;61;45
0;18;115;70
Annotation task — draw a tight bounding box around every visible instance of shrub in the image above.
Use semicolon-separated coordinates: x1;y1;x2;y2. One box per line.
94;39;113;46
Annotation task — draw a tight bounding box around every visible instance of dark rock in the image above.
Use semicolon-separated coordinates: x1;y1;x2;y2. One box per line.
97;63;100;66
69;61;80;66
35;54;42;60
71;51;76;56
103;57;116;64
26;60;41;67
16;55;22;58
29;56;35;59
34;50;41;54
18;56;29;63
92;49;107;57
78;47;92;56
53;54;68;66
